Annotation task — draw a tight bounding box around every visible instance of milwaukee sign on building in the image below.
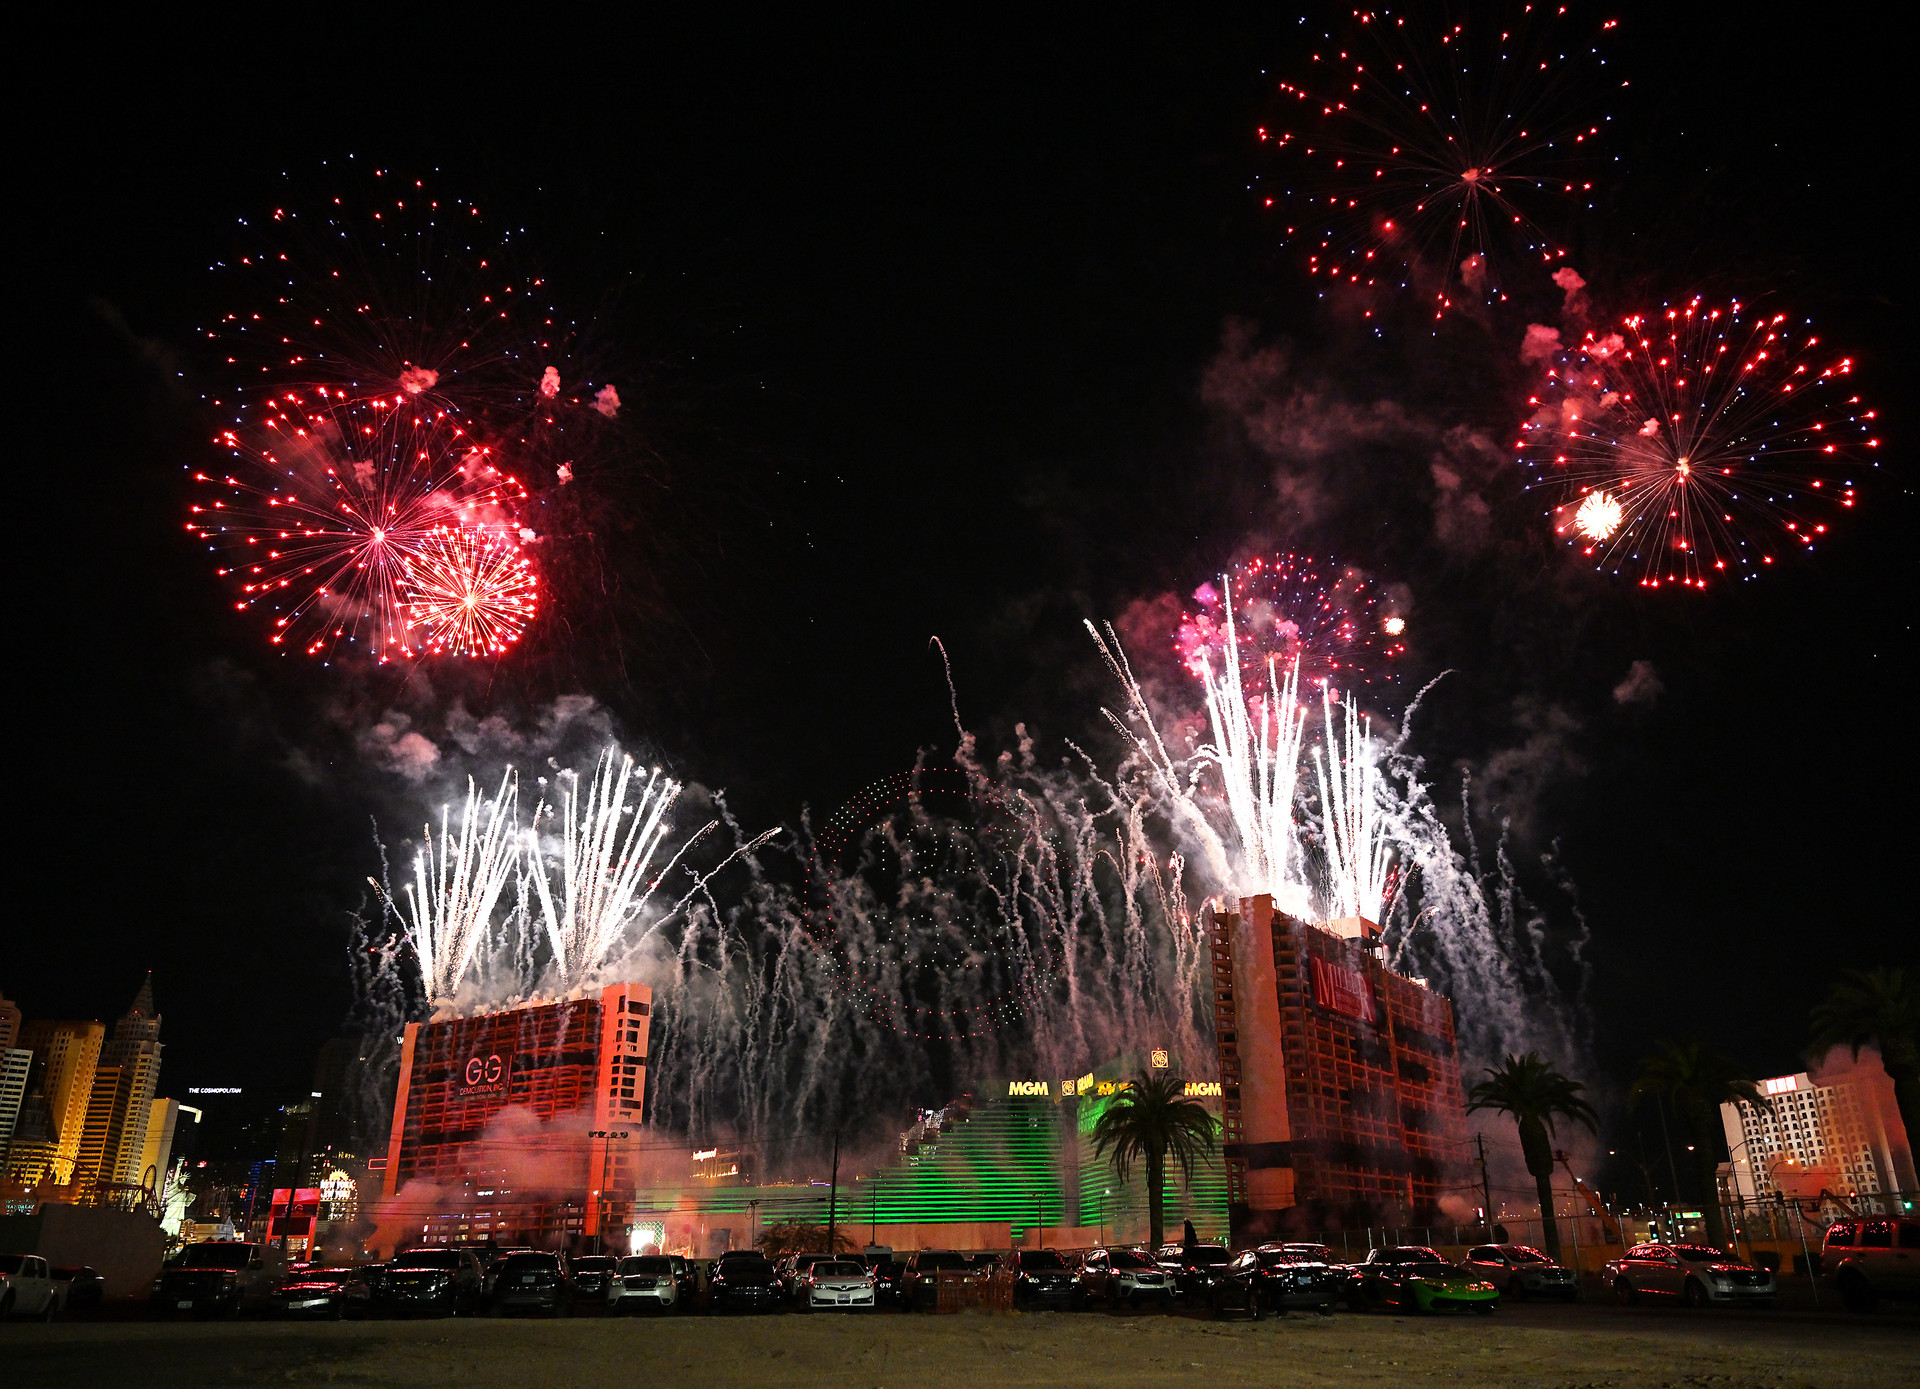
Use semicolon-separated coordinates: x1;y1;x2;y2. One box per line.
1208;895;1469;1243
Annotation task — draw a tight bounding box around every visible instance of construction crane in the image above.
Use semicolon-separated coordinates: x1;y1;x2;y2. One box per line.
1555;1150;1624;1244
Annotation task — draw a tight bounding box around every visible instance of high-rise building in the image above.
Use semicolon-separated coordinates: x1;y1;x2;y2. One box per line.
1722;1067;1913;1213
1209;895;1470;1242
0;989;21;1049
71;978;165;1189
138;1097;183;1191
381;984;651;1249
18;1019;105;1185
0;1045;30;1148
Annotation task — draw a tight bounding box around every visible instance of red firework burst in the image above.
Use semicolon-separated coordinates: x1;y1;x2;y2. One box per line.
189;389;529;658
1259;5;1619;317
1515;298;1878;588
401;527;540;656
1176;554;1406;697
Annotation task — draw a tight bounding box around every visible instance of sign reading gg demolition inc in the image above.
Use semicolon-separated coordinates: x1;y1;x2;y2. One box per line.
458;1052;510;1098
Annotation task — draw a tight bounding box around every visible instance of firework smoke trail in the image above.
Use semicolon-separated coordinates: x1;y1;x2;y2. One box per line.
1312;686;1392;924
371;772;522;1008
527;747;718;992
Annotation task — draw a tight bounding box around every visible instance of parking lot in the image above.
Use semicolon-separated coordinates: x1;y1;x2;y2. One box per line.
9;1299;1919;1389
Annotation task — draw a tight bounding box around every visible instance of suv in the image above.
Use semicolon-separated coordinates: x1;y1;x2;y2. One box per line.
1002;1248;1082;1309
491;1251;572;1316
1460;1244;1578;1301
1155;1243;1232;1300
379;1248;484;1317
1824;1217;1920;1312
900;1250;977;1311
1077;1247;1173;1308
150;1241;275;1317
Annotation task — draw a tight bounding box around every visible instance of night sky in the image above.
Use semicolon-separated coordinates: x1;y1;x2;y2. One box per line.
17;6;1911;1151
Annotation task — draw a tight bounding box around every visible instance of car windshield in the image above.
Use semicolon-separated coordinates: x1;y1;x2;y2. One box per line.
179;1245;254;1270
814;1262;864;1277
502;1254;559;1272
393;1250;462;1270
1283;1245;1332;1261
720;1258;772;1272
0;1255;25;1274
917;1253;971;1270
1021;1251;1069;1270
1674;1246;1733;1264
1110;1250;1158;1269
573;1257;615;1272
1503;1247;1550;1264
1184;1247;1230;1264
1385;1248;1443;1263
620;1257;673;1274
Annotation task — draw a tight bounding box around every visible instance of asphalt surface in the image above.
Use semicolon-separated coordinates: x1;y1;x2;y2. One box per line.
7;1299;1918;1389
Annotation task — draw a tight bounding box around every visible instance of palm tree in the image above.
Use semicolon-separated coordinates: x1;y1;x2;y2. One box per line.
756;1222;854;1257
1811;967;1919;1149
1630;1040;1767;1249
1466;1052;1598;1262
1089;1070;1218;1250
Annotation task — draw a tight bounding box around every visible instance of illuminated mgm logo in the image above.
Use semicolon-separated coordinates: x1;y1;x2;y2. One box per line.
1007;1080;1051;1097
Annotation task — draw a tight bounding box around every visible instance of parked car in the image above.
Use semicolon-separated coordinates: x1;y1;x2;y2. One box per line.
1460;1244;1579;1301
273;1265;372;1319
773;1251;846;1301
1356;1246;1499;1314
1;1253;63;1320
570;1255;618;1306
1205;1247;1339;1319
794;1258;877;1312
1155;1243;1233;1301
380;1248;484;1317
481;1249;535;1298
706;1254;784;1314
608;1254;682;1314
51;1265;106;1313
660;1254;699;1306
900;1250;978;1311
1825;1218;1920;1313
490;1251;573;1316
1603;1243;1775;1308
1077;1247;1174;1309
150;1241;275;1317
1002;1248;1082;1310
858;1252;904;1306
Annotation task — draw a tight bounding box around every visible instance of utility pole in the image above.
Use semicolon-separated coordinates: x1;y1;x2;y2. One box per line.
826;1130;841;1253
1476;1133;1495;1236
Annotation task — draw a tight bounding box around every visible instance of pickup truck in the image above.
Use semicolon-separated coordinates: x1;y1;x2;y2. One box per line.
151;1240;278;1317
1;1253;64;1320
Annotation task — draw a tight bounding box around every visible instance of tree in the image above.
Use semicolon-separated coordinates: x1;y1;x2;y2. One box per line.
1630;1040;1767;1249
755;1222;854;1257
1089;1070;1218;1250
1466;1052;1598;1262
1811;967;1919;1151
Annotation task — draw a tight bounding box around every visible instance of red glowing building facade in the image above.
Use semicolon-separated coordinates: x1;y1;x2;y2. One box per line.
380;983;650;1250
1211;895;1469;1242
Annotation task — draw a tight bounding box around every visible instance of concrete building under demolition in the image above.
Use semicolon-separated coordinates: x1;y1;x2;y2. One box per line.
1210;894;1471;1242
379;984;651;1251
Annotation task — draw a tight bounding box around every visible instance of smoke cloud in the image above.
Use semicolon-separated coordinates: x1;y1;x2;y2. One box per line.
1611;660;1664;706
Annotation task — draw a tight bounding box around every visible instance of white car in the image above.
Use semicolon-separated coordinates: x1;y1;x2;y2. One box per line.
1603;1243;1776;1307
794;1258;876;1312
1;1253;64;1320
607;1255;681;1314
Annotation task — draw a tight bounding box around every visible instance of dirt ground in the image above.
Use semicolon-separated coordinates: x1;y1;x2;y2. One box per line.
8;1302;1918;1389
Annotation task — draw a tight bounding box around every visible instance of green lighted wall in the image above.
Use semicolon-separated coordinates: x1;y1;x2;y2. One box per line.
1075;1088;1229;1243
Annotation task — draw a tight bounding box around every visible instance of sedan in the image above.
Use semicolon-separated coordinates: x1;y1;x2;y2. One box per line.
1358;1248;1498;1314
379;1249;484;1317
607;1254;682;1314
1002;1248;1082;1310
794;1258;877;1312
273;1265;372;1319
51;1266;106;1314
1460;1244;1578;1301
1603;1243;1775;1307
